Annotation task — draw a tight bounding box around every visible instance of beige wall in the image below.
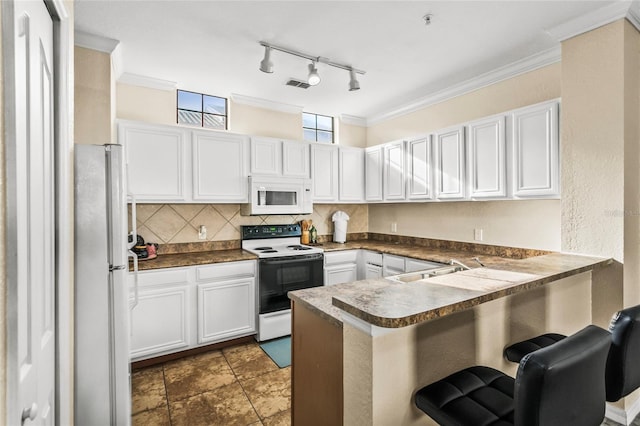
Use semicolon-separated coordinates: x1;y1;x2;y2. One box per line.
75;46;112;144
367;64;562;250
229;102;302;140
116;83;175;125
338;121;367;148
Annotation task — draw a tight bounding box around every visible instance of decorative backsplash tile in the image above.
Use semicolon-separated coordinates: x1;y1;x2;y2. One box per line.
129;203;368;244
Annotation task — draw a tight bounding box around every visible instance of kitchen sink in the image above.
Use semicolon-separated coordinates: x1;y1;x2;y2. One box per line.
386;265;467;283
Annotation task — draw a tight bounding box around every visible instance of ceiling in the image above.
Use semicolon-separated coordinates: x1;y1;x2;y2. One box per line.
74;1;622;122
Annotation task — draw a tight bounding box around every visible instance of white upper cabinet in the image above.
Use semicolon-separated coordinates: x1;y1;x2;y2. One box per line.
250;137;282;176
467;115;507;199
435;126;466;200
120;121;189;202
384;140;406;201
339;147;365;202
250;137;310;178
192;130;249;202
282;140;311;178
512;101;560;198
365;146;383;202
406;136;433;200
311;143;339;202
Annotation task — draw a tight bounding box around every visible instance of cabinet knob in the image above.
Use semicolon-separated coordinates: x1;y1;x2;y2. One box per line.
21;403;37;424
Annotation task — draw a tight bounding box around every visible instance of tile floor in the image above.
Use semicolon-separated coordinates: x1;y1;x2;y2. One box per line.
131;339;640;426
131;341;290;426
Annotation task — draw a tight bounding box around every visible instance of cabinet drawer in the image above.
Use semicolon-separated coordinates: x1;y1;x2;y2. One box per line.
196;260;255;282
132;267;191;288
325;265;358;286
405;258;445;273
324;250;358;266
383;254;405;270
363;251;382;266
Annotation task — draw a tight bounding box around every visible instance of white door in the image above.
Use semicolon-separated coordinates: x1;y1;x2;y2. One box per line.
467;116;506;199
11;1;56;424
339;147;365;202
435;126;466;200
365;146;383;201
311;144;339;202
383;141;406;201
407;136;433;200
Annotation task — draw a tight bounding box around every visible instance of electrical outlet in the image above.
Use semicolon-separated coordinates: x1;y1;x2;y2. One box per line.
391;222;397;233
198;225;207;240
474;228;483;241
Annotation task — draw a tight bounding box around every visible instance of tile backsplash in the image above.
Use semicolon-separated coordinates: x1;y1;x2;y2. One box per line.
129;203;368;244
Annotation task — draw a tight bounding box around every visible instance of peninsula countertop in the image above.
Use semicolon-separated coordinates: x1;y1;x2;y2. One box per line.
288;251;612;329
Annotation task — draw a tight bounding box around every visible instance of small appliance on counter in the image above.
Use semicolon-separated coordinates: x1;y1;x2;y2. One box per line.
332;210;350;243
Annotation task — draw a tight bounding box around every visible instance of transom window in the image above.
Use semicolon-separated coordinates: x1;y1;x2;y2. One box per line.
177;90;227;130
303;112;333;143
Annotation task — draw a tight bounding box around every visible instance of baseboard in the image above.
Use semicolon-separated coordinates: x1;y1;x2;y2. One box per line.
605;396;640;425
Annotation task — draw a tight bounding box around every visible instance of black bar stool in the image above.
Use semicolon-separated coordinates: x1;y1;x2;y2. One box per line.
503;304;640;402
414;325;611;426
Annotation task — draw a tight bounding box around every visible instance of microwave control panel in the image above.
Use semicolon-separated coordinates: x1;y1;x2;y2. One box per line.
241;224;302;240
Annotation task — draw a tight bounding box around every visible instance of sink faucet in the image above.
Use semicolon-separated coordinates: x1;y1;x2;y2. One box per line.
472;257;485;267
449;259;471;270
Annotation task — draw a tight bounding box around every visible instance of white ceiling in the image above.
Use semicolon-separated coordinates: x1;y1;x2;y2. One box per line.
74;0;623;121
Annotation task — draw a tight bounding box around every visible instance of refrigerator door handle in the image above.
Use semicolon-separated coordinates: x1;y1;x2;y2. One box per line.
109;265;127;271
128;249;139;310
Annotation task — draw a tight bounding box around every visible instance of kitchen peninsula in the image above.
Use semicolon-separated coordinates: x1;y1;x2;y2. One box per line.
289;242;612;426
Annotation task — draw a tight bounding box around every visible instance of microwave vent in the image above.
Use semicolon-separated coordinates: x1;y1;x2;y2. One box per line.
286;78;311;89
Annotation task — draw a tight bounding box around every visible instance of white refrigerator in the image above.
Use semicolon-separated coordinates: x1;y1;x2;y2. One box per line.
74;144;131;425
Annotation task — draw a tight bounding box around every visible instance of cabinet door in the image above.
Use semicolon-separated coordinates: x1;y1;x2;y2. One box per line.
407;136;433;200
435;126;465;200
192;131;249;202
120;121;189;202
339;147;365;202
197;277;255;344
325;264;358;286
129;268;192;360
251;137;281;176
365;146;383;201
311;143;339;202
404;258;445;273
282;140;310;178
468;116;506;199
364;264;383;279
382;254;405;277
512;101;559;198
384;141;406;201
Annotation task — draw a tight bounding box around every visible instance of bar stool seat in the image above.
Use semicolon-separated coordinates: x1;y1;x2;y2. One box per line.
415;325;611;426
503;332;566;363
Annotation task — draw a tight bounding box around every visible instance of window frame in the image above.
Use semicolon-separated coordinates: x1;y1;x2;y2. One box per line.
303;112;334;143
177;89;228;130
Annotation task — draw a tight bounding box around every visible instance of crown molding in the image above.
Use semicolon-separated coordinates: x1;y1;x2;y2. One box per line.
367;46;561;126
74;30;119;53
545;1;633;41
626;1;640;32
117;73;177;91
340;114;367;127
230;93;304;114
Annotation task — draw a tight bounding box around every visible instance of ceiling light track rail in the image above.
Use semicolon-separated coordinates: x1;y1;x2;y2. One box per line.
259;41;366;75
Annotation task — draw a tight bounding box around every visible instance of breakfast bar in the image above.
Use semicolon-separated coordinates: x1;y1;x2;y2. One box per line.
289;251;613;426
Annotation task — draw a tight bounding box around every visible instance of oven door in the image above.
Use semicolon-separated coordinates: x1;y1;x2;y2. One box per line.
258;253;323;314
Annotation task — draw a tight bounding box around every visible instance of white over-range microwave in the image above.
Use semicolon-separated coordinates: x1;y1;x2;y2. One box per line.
241;176;313;215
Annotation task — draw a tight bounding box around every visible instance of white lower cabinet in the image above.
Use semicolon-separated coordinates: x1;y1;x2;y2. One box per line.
324;250;359;286
129;268;193;360
129;260;256;361
382;253;406;277
196;261;255;344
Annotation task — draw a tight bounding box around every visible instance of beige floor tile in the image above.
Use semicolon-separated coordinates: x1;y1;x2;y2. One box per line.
169;381;260;426
131;365;166;414
241;367;291;420
163;350;236;403
262;409;291;426
223;342;279;381
132;404;171;426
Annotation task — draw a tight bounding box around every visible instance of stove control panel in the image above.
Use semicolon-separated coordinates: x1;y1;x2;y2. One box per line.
241;224;302;240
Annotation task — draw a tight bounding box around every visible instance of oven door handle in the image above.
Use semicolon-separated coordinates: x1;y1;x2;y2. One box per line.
259;254;323;265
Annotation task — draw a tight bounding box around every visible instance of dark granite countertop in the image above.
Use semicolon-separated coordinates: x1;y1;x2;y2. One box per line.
131;249;256;271
289;252;612;329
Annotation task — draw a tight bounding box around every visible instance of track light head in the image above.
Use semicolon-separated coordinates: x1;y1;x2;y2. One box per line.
308;62;321;86
259;46;273;73
348;69;360;91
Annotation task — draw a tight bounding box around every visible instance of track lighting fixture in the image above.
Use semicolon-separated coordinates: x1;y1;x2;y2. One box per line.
348;69;360;91
307;62;321;86
258;41;365;91
259;46;273;73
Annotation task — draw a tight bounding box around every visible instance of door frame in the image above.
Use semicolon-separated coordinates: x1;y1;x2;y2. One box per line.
1;0;73;424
